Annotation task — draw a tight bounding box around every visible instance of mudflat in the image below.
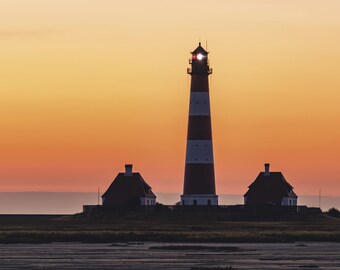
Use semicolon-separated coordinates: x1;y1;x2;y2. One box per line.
0;242;340;269
1;213;340;269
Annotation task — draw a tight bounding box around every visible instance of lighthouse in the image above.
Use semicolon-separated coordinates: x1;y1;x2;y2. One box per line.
180;43;218;206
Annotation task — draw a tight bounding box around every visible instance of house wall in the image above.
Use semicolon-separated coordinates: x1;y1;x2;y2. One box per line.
140;197;156;206
282;197;297;206
102;195;156;206
244;196;298;206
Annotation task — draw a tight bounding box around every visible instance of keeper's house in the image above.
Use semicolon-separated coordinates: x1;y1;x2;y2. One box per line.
244;164;298;206
102;164;156;206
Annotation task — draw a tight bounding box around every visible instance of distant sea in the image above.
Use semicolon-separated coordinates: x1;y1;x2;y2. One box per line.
0;192;339;214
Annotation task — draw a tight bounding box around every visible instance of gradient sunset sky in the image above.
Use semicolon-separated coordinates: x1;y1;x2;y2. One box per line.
1;1;340;196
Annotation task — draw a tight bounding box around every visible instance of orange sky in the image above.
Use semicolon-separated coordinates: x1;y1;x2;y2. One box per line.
1;0;340;196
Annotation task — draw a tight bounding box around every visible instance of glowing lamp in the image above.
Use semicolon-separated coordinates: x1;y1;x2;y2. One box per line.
192;53;204;60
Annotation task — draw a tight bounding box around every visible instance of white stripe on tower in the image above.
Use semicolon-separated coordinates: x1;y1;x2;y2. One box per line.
186;140;214;164
189;92;211;116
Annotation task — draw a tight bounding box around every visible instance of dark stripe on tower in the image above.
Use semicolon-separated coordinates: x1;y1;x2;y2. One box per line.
187;116;212;140
184;164;215;194
190;75;209;92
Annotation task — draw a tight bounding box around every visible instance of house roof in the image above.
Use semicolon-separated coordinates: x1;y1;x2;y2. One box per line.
102;172;156;205
244;172;297;205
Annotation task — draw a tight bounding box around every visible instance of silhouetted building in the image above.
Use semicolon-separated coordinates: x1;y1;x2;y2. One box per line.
180;43;218;206
102;164;156;206
244;164;298;206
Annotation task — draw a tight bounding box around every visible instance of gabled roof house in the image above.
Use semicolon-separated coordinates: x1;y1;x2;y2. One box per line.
244;164;298;206
102;164;156;206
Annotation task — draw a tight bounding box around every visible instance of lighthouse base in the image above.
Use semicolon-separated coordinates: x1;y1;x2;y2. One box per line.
180;194;218;206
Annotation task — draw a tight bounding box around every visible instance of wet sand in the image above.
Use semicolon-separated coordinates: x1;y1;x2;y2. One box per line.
1;242;340;269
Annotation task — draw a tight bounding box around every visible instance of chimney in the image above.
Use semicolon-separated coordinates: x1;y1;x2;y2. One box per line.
124;164;133;176
264;163;270;176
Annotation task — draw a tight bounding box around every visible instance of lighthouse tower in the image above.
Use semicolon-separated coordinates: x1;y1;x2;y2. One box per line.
180;43;218;206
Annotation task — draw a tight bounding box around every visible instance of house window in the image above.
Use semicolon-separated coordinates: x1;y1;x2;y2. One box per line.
207;199;211;205
182;200;185;205
193;199;197;205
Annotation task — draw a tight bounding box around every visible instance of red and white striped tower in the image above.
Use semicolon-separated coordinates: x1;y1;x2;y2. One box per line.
180;43;218;206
